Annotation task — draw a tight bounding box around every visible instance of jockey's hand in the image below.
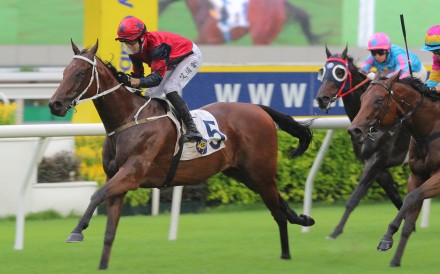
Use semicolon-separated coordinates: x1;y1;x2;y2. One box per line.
367;72;376;80
116;72;131;86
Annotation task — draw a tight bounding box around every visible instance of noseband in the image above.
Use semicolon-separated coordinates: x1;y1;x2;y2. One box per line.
367;80;424;139
70;55;122;107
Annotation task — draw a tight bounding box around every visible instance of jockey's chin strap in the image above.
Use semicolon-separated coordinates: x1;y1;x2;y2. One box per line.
70;55;123;108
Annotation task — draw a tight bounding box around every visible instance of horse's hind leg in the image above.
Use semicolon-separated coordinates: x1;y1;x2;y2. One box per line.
99;194;126;270
258;185;314;260
279;195;315;226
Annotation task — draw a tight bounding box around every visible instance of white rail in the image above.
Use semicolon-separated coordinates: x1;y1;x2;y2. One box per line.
0;117;430;248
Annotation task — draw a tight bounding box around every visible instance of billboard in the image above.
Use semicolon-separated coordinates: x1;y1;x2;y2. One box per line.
182;66;345;117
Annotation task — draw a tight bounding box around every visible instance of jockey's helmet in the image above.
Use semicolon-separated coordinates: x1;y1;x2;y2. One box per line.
367;33;391;51
421;25;440;51
115;16;147;42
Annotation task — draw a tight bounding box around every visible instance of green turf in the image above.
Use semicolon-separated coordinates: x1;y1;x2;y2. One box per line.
0;201;439;273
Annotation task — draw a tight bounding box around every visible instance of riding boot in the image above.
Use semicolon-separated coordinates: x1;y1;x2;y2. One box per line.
166;91;203;143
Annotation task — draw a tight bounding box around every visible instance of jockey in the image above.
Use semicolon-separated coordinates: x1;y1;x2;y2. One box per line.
421;25;440;93
115;16;203;143
360;32;427;81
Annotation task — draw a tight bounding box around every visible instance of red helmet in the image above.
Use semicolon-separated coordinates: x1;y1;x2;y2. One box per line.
115;16;146;41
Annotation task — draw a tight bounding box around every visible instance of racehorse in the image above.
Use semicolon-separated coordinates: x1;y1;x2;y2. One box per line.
160;0;323;45
315;46;410;239
48;40;315;270
348;72;440;267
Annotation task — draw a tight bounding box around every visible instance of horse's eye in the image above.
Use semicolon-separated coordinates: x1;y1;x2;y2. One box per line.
375;97;384;106
332;64;347;82
77;72;85;77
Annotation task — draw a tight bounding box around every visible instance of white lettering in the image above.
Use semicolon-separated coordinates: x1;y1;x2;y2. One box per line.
248;83;274;105
214;83;241;102
281;83;307;108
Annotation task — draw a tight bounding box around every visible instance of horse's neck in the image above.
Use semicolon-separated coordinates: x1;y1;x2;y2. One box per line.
343;70;367;121
400;89;437;139
92;88;152;133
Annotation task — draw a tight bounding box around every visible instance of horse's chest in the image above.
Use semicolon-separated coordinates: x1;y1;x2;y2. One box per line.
410;145;440;177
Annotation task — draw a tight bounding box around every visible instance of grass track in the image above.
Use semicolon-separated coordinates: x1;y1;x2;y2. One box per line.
0;201;439;273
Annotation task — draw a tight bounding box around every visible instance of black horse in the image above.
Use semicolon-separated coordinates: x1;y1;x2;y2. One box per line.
315;46;411;239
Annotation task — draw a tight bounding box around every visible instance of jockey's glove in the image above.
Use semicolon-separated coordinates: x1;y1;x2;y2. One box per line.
116;72;131;86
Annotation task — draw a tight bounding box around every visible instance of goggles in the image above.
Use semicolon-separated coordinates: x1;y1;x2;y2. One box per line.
371;50;387;56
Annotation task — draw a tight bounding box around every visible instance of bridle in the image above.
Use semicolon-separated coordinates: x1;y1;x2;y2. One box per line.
366;80;425;139
70;55;123;108
319;55;370;102
70;54;168;136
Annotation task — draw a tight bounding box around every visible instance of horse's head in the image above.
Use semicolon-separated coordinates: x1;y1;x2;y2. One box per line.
315;45;350;111
315;45;368;112
49;39;117;117
348;72;413;143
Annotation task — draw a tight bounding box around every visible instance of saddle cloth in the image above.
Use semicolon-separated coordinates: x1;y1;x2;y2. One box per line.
168;109;227;161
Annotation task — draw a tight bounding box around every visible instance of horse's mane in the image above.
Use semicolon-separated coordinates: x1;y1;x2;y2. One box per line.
103;60;120;80
399;77;440;100
346;55;369;83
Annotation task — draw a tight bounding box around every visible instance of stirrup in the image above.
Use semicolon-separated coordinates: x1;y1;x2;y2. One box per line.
184;132;203;143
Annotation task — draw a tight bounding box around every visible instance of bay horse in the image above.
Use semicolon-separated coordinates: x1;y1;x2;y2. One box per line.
160;0;323;45
48;40;315;270
315;46;410;239
348;72;440;267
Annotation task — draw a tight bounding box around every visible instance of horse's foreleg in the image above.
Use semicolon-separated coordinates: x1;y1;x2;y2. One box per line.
377;188;423;252
67;169;140;243
328;166;377;239
67;186;109;242
376;170;403;210
389;200;422;267
99;194;126;270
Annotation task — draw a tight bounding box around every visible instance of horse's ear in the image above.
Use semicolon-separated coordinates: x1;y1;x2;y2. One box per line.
325;44;331;58
71;39;80;55
341;44;348;59
90;39;99;56
388;71;401;83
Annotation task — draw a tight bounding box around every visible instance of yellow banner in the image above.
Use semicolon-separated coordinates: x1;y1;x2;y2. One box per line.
74;0;158;123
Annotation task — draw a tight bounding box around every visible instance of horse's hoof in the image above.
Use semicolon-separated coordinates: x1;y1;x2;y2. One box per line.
390;260;401;267
326;235;337;240
300;214;315;226
377;238;393;251
66;232;84;243
280;253;291;260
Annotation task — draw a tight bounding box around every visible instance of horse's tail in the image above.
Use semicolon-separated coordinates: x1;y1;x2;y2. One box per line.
258;105;313;158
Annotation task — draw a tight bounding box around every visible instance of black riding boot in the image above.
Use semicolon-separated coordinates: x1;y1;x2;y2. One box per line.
166;91;203;143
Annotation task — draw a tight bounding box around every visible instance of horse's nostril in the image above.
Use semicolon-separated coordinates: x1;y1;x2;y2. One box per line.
48;100;65;116
348;127;362;138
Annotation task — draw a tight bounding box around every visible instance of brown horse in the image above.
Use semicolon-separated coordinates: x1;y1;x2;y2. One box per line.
160;0;323;45
48;40;315;270
315;47;410;239
348;72;440;267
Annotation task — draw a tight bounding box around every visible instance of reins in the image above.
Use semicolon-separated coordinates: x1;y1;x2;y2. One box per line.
71;54;168;136
367;80;425;139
